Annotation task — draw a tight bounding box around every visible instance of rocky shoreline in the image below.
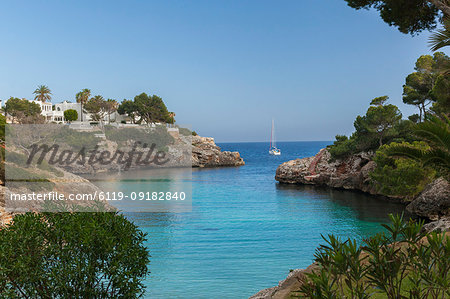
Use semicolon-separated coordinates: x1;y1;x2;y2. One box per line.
0;135;244;225
251;148;450;299
192;136;244;167
275;149;380;196
275;148;449;224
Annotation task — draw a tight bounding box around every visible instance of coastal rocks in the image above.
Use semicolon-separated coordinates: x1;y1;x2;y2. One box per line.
192;136;245;167
423;216;450;233
275;149;377;195
249;264;318;299
1;161;114;219
0;186;13;226
406;177;450;221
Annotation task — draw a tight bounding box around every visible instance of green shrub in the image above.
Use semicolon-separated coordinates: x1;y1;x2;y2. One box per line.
327;135;356;160
63;109;78;122
370;142;435;199
298;214;449;298
0;212;150;298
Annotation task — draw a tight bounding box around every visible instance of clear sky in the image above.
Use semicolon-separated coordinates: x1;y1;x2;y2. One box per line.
0;0;446;142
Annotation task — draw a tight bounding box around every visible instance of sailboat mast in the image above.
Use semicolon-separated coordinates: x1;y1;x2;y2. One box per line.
270;119;273;149
273;119;276;148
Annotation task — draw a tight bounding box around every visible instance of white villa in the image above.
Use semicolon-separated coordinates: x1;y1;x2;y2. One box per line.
0;97;179;137
2;99;120;124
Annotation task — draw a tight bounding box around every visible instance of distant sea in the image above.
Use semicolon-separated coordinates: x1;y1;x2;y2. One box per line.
118;141;406;298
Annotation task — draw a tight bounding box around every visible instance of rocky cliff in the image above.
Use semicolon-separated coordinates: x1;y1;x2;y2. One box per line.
275;148;449;225
192;136;245;167
275;148;378;195
0;166;113;226
254;150;450;299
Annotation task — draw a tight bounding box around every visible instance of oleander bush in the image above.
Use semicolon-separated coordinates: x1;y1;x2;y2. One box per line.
296;214;449;299
0;212;150;298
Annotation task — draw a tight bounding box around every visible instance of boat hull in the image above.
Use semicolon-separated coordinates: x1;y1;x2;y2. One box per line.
269;149;281;155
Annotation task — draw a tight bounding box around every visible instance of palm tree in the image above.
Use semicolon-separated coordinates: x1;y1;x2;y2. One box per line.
385;116;450;175
168;112;176;125
105;99;118;123
33;85;52;102
429;18;450;76
429;18;450;52
76;88;91;122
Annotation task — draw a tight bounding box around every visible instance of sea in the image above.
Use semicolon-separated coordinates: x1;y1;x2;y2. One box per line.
100;141;407;298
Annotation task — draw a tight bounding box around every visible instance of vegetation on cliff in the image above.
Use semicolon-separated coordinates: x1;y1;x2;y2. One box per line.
327;52;449;199
384;116;450;180
297;214;449;298
370;142;436;199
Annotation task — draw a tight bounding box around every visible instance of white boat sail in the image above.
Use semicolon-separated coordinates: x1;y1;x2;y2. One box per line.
269;119;281;155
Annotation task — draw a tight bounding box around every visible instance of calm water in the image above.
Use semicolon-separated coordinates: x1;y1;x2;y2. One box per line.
119;141;406;298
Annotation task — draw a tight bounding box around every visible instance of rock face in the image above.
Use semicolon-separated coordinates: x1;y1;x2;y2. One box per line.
275;148;377;195
423;216;450;233
406;177;450;221
192;136;245;167
249;264;318;299
0;167;113;226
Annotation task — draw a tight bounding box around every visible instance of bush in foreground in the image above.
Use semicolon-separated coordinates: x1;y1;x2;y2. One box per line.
0;212;150;298
297;214;449;298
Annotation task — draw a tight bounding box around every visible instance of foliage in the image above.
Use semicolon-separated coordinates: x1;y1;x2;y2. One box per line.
33;85;52;102
430;72;450;116
63;109;78;122
192;130;198;136
327;135;358;159
5;97;44;124
0;212;150;298
361;96;402;146
134;93;171;124
75;88;91;122
429;18;450;52
370;142;436;198
384;115;450;178
105;99;118;123
344;0;441;35
408;114;421;123
117;100;140;124
0;113;5;141
328;97;404;159
84;95;107;122
298;214;450;298
402;53;450;121
118;93;172;125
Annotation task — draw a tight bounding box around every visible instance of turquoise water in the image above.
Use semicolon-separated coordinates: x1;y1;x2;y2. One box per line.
119;141;406;298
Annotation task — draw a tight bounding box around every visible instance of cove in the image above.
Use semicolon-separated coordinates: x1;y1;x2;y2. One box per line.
96;141;407;298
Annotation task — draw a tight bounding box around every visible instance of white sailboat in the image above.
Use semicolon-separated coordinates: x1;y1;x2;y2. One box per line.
269;119;281;155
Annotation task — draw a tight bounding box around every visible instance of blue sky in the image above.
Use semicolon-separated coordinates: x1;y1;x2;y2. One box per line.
0;0;445;142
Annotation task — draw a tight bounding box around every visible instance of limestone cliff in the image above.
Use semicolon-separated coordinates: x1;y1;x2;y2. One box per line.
275;149;378;195
192;136;245;167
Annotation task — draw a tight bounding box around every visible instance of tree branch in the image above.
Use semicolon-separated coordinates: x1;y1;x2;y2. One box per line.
428;0;450;17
